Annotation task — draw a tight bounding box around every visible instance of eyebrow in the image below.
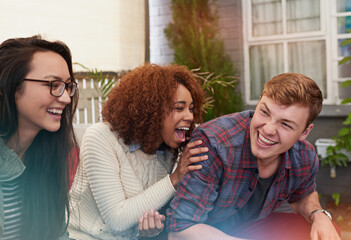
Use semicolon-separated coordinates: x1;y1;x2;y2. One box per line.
261;102;298;127
43;75;73;82
174;101;194;105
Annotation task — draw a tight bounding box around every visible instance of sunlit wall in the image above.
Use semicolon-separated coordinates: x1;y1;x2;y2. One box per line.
0;0;146;71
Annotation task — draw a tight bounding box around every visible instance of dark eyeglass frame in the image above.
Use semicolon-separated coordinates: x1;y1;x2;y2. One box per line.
23;78;78;97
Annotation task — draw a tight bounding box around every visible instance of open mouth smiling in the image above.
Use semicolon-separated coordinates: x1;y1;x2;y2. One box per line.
258;132;277;146
47;108;63;115
175;127;190;142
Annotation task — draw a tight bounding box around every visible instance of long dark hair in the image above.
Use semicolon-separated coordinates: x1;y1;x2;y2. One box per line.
0;35;78;239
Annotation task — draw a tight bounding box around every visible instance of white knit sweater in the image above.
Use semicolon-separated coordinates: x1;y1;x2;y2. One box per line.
68;122;176;240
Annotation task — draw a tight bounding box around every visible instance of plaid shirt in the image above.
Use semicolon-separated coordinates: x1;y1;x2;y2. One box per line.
166;110;318;233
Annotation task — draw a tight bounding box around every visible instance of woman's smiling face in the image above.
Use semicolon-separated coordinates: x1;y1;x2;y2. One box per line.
15;51;72;137
160;84;194;149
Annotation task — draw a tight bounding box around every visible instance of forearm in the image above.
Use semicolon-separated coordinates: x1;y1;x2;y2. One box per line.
290;191;340;239
290;191;321;221
168;224;243;240
81;125;176;231
94;175;175;232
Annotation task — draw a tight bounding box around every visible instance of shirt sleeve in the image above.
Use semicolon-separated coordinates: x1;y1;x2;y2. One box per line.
166;126;223;232
80;124;176;233
288;147;319;203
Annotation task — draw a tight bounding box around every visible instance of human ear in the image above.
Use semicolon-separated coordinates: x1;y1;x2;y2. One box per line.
298;123;314;141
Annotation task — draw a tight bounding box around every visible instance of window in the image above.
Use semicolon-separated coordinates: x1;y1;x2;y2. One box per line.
334;0;351;100
243;0;351;107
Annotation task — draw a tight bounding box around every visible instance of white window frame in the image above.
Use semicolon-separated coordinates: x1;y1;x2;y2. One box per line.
241;0;342;106
330;0;351;104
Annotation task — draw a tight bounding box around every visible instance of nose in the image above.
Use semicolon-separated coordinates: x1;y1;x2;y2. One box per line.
184;109;194;122
57;89;71;104
263;120;277;135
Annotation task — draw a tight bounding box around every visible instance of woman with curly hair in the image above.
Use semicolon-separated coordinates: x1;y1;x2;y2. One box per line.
68;64;208;240
0;35;78;239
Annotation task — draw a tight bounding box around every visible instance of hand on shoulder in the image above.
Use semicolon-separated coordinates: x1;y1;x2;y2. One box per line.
170;140;208;187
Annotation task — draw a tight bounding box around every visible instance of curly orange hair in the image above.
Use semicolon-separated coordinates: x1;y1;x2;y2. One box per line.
102;64;205;154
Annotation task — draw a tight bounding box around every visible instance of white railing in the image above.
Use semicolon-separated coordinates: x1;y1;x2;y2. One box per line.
75;78;105;124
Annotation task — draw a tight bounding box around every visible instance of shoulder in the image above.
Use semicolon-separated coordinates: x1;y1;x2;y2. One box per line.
193;110;252;147
81;122;126;152
83;122;117;141
0;138;25;181
291;140;316;156
85;121;112;133
288;140;318;167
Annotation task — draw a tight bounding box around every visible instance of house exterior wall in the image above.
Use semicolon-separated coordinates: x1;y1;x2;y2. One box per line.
149;0;244;75
0;0;145;72
148;0;348;145
149;0;173;64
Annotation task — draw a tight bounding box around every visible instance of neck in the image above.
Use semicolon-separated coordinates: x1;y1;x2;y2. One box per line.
257;155;282;178
5;128;38;161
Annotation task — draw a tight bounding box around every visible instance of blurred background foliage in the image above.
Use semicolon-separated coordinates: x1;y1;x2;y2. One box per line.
164;0;243;121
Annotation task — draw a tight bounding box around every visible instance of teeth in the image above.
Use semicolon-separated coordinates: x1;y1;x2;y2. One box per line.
47;109;63;115
176;127;189;131
259;133;276;145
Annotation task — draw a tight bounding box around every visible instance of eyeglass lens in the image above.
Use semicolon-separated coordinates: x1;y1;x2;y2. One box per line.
51;81;77;97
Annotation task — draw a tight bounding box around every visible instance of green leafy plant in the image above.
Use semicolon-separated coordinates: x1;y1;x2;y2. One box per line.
164;0;243;121
332;192;340;207
191;68;237;115
322;146;348;168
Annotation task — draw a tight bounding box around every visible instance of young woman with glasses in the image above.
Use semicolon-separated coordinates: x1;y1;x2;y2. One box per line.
68;64;208;240
0;35;78;240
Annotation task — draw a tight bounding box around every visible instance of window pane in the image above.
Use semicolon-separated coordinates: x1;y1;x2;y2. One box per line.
288;40;326;98
337;0;351;12
249;44;284;100
339;63;351;78
339;82;351;99
286;0;320;33
338;38;351;57
337;16;351;34
252;0;282;36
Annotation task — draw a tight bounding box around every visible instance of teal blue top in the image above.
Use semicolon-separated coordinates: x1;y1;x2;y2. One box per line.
0;138;69;239
0;138;25;237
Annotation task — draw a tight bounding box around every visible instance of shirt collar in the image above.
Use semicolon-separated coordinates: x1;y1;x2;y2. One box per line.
129;142;141;153
129;142;167;155
282;149;292;169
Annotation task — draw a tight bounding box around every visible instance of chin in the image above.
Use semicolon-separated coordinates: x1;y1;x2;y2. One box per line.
45;124;61;132
166;142;181;150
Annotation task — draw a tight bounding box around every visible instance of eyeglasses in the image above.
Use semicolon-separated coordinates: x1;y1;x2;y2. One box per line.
24;78;78;97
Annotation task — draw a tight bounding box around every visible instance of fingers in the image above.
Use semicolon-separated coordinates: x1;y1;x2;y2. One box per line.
183;140;208;156
138;210;165;237
139;212;148;234
187;147;209;159
180;140;208;163
148;209;155;230
187;164;203;172
154;211;165;230
184;139;203;149
171;140;209;186
180;140;208;170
